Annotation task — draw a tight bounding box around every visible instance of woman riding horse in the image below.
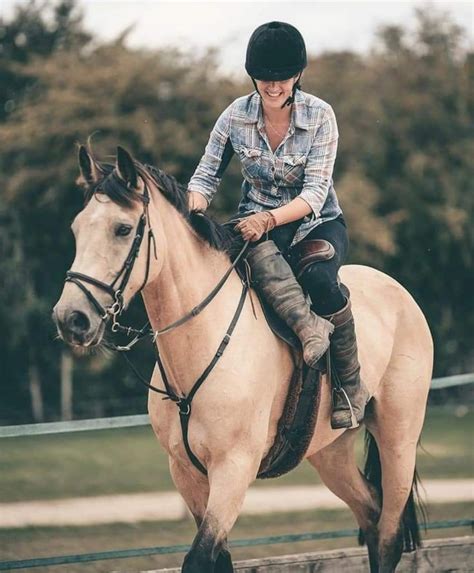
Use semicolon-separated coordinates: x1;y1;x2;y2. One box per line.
53;25;433;570
188;21;368;429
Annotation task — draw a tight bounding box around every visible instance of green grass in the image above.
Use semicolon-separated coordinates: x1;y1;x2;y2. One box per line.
0;406;472;502
0;503;472;572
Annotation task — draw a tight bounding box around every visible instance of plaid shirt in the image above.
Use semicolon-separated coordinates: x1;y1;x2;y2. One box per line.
188;89;342;246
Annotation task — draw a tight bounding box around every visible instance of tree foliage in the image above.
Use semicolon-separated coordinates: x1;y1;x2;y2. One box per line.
0;1;472;423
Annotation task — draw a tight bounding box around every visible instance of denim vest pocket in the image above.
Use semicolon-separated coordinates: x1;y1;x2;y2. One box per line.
237;146;263;180
282;154;306;185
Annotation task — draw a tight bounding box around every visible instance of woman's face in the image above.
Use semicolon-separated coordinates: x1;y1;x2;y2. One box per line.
255;76;299;110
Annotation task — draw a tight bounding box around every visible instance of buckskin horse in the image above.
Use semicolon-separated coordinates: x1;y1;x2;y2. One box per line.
53;146;433;573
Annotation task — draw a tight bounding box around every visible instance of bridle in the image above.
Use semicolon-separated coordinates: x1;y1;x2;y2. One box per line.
65;172;157;335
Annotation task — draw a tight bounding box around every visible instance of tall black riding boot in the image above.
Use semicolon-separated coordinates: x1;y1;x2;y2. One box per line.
246;240;334;368
323;295;369;429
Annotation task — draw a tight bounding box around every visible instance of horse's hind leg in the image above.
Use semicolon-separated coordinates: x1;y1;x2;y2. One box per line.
366;403;425;572
181;453;258;573
307;429;382;572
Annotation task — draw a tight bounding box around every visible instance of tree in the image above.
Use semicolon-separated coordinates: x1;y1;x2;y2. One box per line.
0;0;91;121
371;9;473;375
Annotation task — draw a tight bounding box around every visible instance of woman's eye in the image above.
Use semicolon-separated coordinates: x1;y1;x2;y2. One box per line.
115;224;132;237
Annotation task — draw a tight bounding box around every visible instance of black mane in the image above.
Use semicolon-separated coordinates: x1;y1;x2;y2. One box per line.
82;157;240;256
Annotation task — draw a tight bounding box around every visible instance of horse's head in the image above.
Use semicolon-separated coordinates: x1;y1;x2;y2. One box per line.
53;146;164;347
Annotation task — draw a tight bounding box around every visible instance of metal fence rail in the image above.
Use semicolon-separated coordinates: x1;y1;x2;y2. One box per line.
0;519;472;571
1;373;473;439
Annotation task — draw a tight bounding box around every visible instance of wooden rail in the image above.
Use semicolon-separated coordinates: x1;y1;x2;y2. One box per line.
154;536;474;573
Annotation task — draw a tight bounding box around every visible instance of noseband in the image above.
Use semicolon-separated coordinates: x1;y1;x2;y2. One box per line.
65;174;156;333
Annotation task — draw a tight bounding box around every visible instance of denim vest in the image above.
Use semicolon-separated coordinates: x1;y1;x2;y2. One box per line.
188;89;343;246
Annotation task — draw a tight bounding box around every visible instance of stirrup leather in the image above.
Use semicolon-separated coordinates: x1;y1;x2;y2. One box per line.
331;387;359;429
328;347;360;430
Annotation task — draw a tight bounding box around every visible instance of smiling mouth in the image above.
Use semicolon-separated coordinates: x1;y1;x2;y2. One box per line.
266;91;283;98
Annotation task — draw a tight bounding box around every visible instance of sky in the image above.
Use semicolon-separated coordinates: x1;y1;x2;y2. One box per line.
2;1;472;76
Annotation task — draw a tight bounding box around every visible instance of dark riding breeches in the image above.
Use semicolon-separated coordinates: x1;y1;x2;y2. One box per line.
225;212;349;316
296;216;348;315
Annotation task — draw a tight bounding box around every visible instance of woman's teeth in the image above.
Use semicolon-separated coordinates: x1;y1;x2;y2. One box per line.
267;92;282;97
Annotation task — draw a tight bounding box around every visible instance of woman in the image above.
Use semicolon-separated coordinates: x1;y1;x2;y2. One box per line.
187;21;368;429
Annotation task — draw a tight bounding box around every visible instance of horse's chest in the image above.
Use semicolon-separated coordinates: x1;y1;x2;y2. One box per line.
149;399;181;452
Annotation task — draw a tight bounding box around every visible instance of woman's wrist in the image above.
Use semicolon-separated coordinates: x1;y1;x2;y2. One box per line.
270;197;312;226
188;190;209;211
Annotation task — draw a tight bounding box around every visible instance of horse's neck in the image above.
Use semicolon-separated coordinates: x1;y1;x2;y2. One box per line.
142;196;240;396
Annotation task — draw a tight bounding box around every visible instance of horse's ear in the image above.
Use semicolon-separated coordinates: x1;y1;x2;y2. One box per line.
78;145;102;186
116;146;138;189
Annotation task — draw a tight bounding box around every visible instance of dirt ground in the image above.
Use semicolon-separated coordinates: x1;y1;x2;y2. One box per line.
1;479;472;528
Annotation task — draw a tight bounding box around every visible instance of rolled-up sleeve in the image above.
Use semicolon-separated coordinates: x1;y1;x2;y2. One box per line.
187;103;234;206
298;106;339;218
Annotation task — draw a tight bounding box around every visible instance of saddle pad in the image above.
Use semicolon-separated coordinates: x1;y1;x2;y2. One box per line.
256;352;324;479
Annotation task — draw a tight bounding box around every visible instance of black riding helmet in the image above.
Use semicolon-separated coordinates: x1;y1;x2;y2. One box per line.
246;21;307;81
245;21;307;107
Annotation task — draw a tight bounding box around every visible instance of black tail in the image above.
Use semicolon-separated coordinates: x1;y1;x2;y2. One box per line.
358;430;425;552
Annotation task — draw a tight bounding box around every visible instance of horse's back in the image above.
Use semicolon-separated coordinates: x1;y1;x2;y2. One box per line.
340;264;433;398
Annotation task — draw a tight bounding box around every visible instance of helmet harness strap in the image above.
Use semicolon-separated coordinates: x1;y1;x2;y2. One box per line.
282;72;302;108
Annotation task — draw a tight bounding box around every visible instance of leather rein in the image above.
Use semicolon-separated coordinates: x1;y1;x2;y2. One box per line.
64;171;249;474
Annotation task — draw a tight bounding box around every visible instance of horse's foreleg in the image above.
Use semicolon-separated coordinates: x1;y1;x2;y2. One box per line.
169;457;209;526
307;429;381;572
182;453;258;573
170;457;233;573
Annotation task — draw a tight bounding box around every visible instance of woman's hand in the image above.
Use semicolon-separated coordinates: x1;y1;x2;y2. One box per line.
235;211;277;242
188;191;208;212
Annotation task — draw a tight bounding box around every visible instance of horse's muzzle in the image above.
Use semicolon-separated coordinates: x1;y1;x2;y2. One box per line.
53;304;104;347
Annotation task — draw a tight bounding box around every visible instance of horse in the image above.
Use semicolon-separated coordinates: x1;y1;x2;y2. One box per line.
53;146;433;573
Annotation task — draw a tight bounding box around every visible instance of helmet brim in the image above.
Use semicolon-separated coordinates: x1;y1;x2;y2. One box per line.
247;65;304;82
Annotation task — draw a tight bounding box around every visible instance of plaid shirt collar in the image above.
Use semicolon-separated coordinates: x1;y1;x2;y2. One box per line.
243;90;310;131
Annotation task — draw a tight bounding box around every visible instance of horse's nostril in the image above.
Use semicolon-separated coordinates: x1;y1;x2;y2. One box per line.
67;310;90;334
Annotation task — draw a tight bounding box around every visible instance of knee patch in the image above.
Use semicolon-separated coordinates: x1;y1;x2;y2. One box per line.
291;239;335;279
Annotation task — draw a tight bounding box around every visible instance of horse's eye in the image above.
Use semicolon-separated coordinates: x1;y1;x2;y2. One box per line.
115;224;133;237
